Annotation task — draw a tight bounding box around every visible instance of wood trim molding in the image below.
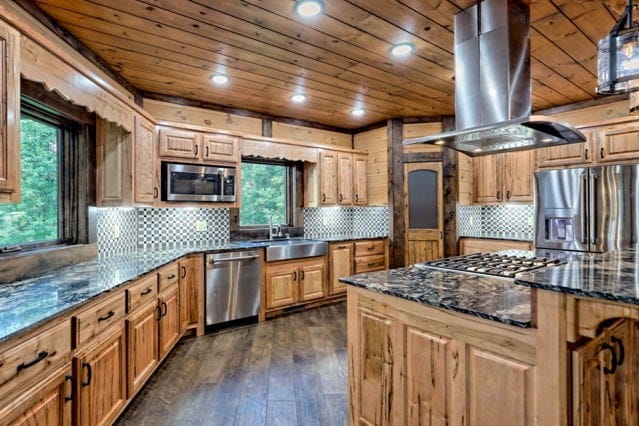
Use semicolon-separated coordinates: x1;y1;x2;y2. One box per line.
402;152;443;163
387;118;404;269
142;91;353;134
13;0;143;106
534;93;629;116
441;116;457;257
262;119;273;138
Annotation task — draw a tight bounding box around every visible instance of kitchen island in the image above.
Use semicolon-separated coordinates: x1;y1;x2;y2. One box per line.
341;248;639;425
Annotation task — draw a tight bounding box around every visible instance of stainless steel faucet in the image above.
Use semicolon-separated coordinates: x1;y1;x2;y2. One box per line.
269;213;282;240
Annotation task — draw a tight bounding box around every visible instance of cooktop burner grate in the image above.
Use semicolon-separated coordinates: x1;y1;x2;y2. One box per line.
417;253;563;278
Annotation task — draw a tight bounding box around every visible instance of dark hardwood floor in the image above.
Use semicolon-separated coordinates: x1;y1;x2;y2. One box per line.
116;303;347;426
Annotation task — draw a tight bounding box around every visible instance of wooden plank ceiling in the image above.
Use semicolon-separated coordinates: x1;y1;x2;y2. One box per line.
32;0;624;130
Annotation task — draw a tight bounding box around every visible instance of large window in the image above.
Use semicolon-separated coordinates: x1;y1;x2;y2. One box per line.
0;116;60;248
240;161;290;226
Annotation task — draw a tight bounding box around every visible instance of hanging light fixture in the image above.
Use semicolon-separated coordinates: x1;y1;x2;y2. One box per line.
597;0;639;95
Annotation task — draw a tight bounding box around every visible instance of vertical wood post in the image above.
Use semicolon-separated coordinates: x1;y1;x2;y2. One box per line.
387;118;404;268
441;116;458;257
262;119;273;138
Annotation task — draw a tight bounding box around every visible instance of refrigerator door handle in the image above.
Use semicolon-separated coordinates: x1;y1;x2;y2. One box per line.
581;173;589;245
590;173;599;246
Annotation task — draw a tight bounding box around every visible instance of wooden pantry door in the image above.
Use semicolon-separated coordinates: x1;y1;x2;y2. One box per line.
404;162;444;264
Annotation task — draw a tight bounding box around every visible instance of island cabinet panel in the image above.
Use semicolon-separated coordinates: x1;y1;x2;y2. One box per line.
573;318;637;426
467;348;533;426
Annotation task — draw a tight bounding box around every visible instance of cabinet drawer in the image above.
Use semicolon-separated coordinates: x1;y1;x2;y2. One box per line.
158;263;180;293
354;254;386;273
354;240;385;257
73;292;125;348
0;320;71;403
127;273;158;314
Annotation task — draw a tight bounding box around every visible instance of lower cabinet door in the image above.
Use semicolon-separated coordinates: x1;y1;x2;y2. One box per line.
265;264;297;310
0;363;73;425
75;325;126;426
299;262;325;302
126;300;159;397
329;244;353;295
159;284;181;359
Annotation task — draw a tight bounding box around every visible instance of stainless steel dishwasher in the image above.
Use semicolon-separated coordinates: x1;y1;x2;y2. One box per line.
205;250;261;326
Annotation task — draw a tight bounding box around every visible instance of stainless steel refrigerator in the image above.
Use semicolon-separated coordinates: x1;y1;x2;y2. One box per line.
535;164;639;253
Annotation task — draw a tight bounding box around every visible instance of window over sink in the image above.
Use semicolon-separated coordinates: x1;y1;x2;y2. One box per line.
239;160;292;227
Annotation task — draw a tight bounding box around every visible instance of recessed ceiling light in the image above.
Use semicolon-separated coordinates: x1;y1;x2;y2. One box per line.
211;74;229;85
351;108;365;117
390;43;414;57
295;0;323;17
291;93;306;103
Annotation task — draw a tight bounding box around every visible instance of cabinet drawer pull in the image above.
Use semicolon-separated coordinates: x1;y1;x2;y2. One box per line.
301;270;305;280
141;288;153;296
322;193;326;203
167;274;177;280
506;190;511;200
368;262;377;267
153;187;158;199
206;146;209;157
337;245;348;249
496;190;501;200
293;271;297;281
600;147;605;159
339;194;343;202
17;351;48;372
181;266;187;279
584;148;589;160
98;310;115;322
355;194;359;202
367;246;374;251
194;144;199;156
599;342;618;375
64;374;74;402
82;362;92;387
161;302;168;316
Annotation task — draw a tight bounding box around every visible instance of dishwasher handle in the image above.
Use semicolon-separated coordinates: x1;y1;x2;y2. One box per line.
209;255;260;264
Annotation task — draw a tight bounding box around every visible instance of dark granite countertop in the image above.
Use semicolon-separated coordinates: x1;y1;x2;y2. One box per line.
340;266;532;328
0;240;270;344
515;247;639;304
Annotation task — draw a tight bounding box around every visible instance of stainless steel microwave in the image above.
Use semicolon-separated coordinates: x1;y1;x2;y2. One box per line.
161;162;236;202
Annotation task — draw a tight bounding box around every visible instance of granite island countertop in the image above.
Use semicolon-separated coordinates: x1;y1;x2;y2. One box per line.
340;266;532;327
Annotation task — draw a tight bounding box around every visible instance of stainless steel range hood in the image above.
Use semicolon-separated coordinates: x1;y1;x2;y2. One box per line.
404;0;585;156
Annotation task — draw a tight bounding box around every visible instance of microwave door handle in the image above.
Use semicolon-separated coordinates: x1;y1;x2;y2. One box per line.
581;173;588;245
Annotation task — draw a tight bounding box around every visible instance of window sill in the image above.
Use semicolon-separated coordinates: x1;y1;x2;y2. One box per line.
0;243;98;283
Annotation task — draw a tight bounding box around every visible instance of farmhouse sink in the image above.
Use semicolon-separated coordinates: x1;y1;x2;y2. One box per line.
264;239;327;262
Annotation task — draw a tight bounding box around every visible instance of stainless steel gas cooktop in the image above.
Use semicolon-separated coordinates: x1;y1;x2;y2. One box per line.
416;252;564;278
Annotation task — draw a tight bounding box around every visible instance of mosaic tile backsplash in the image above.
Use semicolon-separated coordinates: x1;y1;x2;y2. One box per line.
457;204;535;240
303;206;389;237
95;207;230;255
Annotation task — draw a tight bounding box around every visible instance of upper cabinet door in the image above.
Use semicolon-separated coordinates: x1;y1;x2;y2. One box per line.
201;133;238;163
353;154;368;205
503;150;533;202
133;115;157;204
158;128;199;159
337;153;353;205
0;22;20;203
473;154;503;203
535;130;594;168
598;125;639;163
320;151;338;205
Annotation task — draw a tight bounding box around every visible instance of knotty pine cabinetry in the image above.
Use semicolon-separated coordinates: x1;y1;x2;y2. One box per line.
473;150;534;203
158;126;239;164
0;20;20;203
264;256;327;312
460;238;533;255
535;130;595;169
328;239;388;296
316;149;368;206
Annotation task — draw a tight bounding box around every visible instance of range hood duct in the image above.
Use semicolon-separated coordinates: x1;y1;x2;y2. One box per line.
404;0;585;156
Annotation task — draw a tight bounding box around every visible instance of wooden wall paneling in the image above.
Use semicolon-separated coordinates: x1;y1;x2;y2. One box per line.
272;122;352;148
353;126;388;206
143;99;262;135
457;152;473;205
387;118;404;268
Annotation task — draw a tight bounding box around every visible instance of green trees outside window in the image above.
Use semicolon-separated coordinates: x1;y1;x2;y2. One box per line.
240;162;288;226
0;117;59;246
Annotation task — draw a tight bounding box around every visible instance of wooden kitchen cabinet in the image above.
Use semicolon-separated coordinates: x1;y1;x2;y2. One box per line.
535;131;594;169
337;153;353;205
0;20;20;203
200;132;239;163
474;151;532;203
597;124;639;163
158;282;180;359
264;257;327;311
125;299;158;398
158;126;239;164
319;150;338;205
133;114;157;203
460;238;533;255
573;318;637;425
329;243;353;295
178;255;203;333
74;324;126;426
353;154;368;205
158;127;199;159
0;363;73;426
